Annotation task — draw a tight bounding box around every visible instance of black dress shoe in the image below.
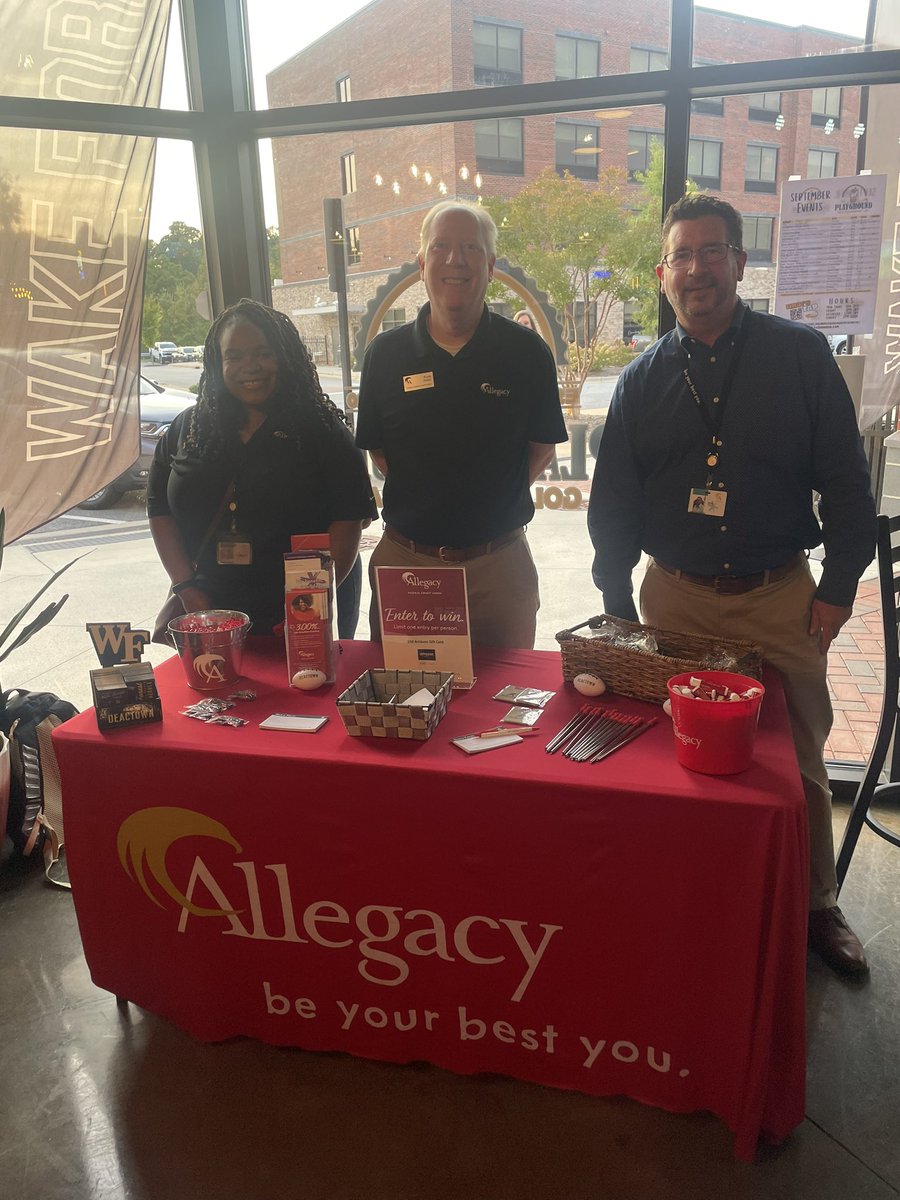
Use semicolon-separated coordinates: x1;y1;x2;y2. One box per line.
808;906;869;975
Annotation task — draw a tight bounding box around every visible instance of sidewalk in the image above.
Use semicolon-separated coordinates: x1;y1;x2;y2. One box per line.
1;503;882;766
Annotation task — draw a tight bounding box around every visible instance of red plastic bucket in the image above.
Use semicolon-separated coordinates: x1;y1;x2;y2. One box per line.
666;671;765;775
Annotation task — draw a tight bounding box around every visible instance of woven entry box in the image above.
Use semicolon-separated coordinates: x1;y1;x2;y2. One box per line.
556;614;762;705
336;669;455;740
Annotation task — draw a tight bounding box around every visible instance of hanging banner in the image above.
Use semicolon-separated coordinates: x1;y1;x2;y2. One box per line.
0;0;173;542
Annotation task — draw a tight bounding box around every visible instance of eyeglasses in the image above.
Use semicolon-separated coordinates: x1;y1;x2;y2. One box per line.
661;242;739;270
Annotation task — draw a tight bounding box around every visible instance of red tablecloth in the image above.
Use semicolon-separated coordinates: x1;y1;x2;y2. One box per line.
54;640;808;1160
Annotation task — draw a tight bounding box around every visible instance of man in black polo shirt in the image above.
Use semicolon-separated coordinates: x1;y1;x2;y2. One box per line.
588;193;876;975
356;201;567;648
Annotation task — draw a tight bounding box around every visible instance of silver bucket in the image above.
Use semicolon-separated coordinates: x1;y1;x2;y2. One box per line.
167;609;252;691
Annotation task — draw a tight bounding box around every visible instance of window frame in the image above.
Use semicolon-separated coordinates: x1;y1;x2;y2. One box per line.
475;116;525;176
744;143;779;193
807;147;838;179
742;214;775;263
555;120;600;181
473;20;523;87
687;137;722;190
555;33;600;81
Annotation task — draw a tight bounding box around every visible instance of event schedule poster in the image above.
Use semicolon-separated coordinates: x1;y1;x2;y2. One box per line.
774;174;886;335
375;566;474;687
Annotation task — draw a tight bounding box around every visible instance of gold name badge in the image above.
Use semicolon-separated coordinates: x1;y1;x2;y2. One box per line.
402;372;435;392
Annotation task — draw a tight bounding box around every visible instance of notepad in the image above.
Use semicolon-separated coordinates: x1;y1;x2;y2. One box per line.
259;714;328;732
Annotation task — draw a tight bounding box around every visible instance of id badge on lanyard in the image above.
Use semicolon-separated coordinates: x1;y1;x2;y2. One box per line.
216;498;253;565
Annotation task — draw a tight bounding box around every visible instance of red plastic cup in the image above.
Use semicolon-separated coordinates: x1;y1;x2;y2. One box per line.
666;671;765;775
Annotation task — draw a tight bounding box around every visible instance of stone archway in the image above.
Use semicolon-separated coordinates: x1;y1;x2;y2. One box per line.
353;257;567;365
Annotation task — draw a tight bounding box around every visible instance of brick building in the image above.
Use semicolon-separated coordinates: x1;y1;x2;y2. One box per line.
266;0;861;352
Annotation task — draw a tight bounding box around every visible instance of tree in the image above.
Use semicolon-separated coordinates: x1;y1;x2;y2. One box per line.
141;221;210;350
487;163;676;388
485;169;658;392
627;143;697;336
267;227;281;285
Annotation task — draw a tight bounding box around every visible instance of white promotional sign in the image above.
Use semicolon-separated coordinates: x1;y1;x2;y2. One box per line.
774;174;886;335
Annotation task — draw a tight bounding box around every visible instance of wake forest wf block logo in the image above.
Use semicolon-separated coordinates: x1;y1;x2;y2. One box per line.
117;807;563;1002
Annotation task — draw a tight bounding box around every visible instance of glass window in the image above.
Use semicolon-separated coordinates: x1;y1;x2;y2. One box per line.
812;87;842;127
692;95;724;116
627;129;664;180
556;35;599;81
807;148;838;178
473;21;522;86
743;215;775;262
745;144;778;192
630;46;668;73
341;152;357;196
749;92;782;121
747;298;771;312
345;226;361;266
475;118;524;176
556;123;599;181
336;75;351;103
688;138;722;190
382;307;407;331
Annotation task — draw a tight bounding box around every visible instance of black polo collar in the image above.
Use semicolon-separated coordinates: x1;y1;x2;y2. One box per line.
411;302;493;359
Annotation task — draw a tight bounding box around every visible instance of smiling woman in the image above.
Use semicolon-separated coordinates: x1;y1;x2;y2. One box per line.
146;299;377;636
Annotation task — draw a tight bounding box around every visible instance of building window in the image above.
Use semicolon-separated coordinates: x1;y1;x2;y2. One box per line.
336;75;351;103
807;148;838;179
691;64;723;115
382;307;406;331
747;298;771;313
744;144;778;193
556;35;599;80
340;152;357;196
345;226;360;265
475;118;524;176
743;215;775;262
688;138;722;190
627;129;663;180
749;91;782;122
555;122;599;181
630;46;668;72
811;87;841;128
473;21;522;86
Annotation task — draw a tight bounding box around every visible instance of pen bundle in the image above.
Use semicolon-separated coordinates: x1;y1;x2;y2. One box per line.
546;704;656;763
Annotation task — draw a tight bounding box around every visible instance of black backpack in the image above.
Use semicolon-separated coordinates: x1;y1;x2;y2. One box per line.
0;688;77;885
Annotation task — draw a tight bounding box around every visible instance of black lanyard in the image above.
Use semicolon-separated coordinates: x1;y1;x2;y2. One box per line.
680;320;748;479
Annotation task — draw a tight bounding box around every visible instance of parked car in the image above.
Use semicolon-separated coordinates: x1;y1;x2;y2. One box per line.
77;376;196;509
178;345;200;362
629;334;653;351
150;340;177;364
828;334;849;355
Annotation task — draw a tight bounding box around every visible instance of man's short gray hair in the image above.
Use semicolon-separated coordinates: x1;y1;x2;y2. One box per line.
418;201;498;258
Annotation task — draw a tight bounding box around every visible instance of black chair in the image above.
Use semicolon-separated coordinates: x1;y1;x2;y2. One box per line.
835;513;900;891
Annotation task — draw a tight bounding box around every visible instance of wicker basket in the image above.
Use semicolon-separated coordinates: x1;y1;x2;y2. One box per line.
336;669;454;740
556;614;763;705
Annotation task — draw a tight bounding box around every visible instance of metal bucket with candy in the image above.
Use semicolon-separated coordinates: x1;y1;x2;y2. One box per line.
167;610;252;691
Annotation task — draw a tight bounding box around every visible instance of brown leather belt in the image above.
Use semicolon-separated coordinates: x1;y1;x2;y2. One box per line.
654;553;804;595
384;524;523;563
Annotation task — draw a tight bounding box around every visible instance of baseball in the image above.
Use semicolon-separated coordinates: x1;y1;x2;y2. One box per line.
573;672;606;697
291;669;327;691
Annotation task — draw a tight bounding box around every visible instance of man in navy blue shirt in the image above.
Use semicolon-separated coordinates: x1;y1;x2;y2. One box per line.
589;194;876;974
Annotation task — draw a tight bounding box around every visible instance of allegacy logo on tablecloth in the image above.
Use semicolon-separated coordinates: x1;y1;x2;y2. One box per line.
117;807;562;1003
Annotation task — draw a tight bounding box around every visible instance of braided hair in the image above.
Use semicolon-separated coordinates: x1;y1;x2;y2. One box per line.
184;298;346;458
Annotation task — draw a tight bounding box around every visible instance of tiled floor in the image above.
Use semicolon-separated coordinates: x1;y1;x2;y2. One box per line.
2;799;899;1200
826;579;885;765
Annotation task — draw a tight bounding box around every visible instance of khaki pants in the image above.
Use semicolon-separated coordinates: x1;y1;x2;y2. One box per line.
368;530;540;649
640;558;837;910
